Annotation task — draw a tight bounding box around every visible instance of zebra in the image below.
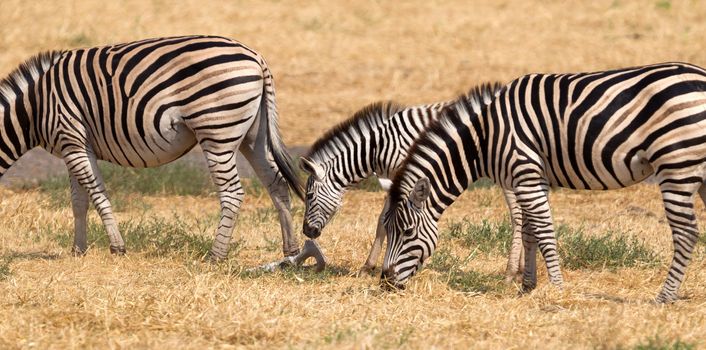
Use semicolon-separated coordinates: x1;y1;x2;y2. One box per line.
381;64;706;303
0;35;305;261
299;87;524;279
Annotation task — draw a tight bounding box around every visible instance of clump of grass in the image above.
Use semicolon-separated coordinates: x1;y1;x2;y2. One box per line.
427;248;505;294
351;177;383;192
352;177;383;192
445;219;659;270
627;335;695;350
37;161;213;209
98;161;213;196
556;225;659;270
467;178;495;190
44;216;216;258
446;219;513;254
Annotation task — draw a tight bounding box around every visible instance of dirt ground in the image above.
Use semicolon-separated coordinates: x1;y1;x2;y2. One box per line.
1;1;706;349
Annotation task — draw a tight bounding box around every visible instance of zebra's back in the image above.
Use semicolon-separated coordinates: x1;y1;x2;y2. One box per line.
502;62;706;190
38;35;266;168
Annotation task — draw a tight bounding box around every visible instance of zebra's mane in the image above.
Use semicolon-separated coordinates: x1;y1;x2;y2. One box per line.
0;51;63;105
388;82;504;205
305;101;406;161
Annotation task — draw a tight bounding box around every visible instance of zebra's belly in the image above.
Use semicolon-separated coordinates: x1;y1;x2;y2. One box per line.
549;152;655;190
94;119;198;168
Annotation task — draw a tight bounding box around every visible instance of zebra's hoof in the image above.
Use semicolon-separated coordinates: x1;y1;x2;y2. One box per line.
292;240;327;272
109;246;126;255
71;246;87;257
356;265;376;277
521;281;536;294
654;293;678;304
206;251;226;263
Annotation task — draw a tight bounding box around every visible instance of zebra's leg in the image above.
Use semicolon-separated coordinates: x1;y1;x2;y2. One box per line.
69;174;89;256
655;177;701;303
520;214;538;292
360;195;391;275
63;149;125;254
503;189;525;283
240;145;300;258
203;149;245;260
515;186;563;289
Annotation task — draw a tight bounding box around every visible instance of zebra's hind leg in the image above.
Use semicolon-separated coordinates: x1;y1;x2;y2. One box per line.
63;149;125;254
655;177;702;303
69;174;89;256
520;214;538;293
359;195;391;275
503;190;525;283
515;186;564;290
240;145;300;258
203;149;245;261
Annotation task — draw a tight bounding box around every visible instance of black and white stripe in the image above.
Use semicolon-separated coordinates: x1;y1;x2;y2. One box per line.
0;35;304;260
382;64;706;303
299;100;449;271
299;86;526;276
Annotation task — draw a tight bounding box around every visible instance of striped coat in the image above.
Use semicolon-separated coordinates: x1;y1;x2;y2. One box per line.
0;36;303;260
382;64;706;303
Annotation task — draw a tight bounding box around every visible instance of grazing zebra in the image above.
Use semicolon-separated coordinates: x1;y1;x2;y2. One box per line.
382;64;706;303
299;86;524;278
0;35;304;260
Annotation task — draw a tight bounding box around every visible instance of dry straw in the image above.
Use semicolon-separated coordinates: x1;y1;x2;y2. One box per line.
1;0;706;348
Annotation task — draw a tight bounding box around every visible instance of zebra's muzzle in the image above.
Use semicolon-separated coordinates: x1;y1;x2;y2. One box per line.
380;265;405;291
303;222;321;238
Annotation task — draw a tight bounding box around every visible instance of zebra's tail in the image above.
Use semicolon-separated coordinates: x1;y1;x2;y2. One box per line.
260;59;305;201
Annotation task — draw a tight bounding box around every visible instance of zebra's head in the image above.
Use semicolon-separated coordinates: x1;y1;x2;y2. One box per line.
381;177;438;289
300;156;344;239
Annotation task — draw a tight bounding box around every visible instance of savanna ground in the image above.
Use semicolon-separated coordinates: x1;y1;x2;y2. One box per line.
1;1;706;349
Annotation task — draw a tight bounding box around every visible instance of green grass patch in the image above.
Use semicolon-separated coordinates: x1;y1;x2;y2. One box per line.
446;219;513;254
444;219;659;270
427;248;505;294
36;161;213;209
556;225;659;270
626;335;695;350
351;176;384;192
43;215;217;258
467;178;495;190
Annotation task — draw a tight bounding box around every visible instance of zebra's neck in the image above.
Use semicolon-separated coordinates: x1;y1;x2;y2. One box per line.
373;103;449;178
307;101;404;188
0;51;61;177
389;83;502;219
395;117;485;220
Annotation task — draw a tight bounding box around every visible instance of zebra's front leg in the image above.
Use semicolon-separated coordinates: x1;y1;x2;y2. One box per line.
503;189;525;283
515;186;563;289
360;195;391;275
69;174;89;256
204;150;245;260
655;179;701;303
63;148;125;254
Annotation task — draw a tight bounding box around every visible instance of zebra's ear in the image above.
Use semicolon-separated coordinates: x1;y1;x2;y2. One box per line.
300;157;325;181
410;177;431;209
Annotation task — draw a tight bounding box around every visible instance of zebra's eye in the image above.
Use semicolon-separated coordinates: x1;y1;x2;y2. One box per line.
403;227;414;236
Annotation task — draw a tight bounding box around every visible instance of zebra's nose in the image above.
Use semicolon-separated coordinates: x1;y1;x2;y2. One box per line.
380;265;402;290
303;222;321;239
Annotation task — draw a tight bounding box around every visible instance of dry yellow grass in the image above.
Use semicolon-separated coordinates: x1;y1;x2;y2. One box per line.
1;1;706;349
